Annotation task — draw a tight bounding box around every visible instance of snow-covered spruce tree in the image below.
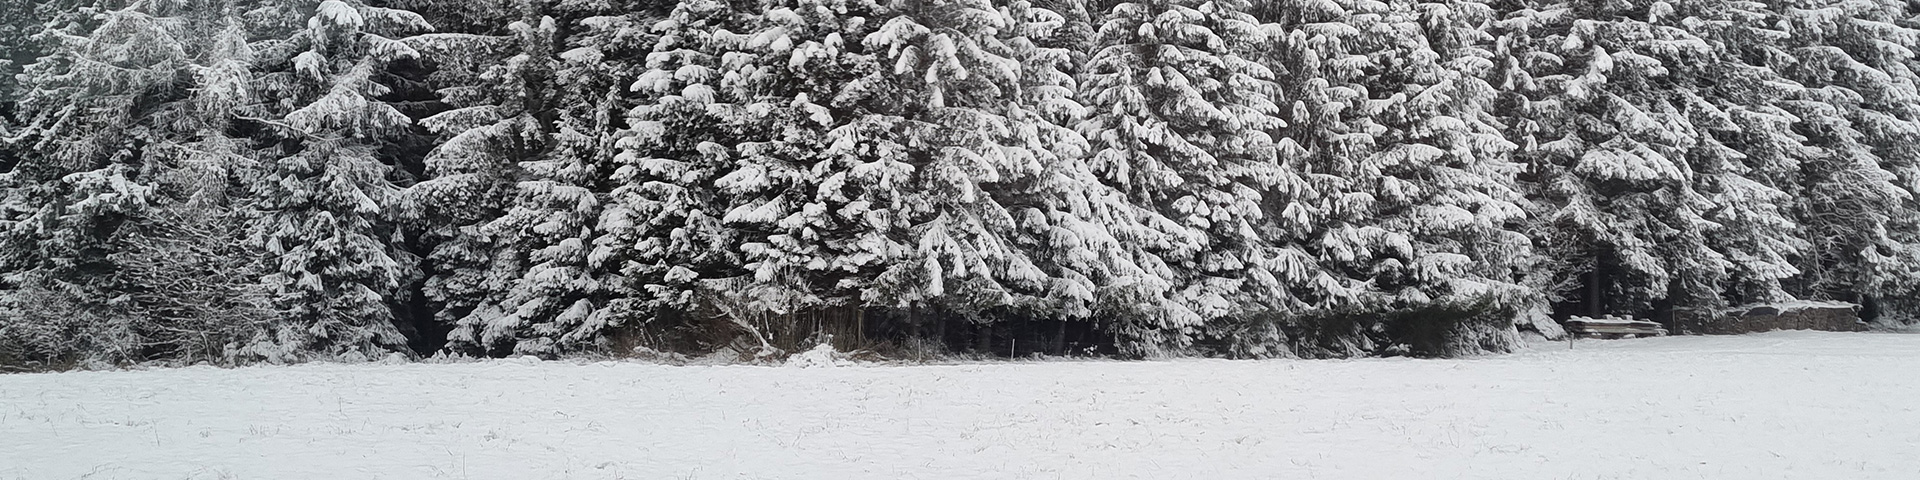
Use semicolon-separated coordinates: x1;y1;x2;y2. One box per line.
0;0;47;131
448;0;659;356
235;0;433;362
4;0;186;283
1489;0;1721;320
1486;0;1830;329
400;2;559;355
1321;0;1532;355
0;1;91;121
118;18;281;363
1226;0;1380;356
1769;0;1920;319
382;0;521;35
703;0;897;345
996;0;1172;355
796;0;1165;356
1485;0;1603;321
1238;0;1528;357
0;2;270;366
1651;0;1806;314
587;0;753;355
823;0;1075;347
1;0;186;365
1076;0;1289;355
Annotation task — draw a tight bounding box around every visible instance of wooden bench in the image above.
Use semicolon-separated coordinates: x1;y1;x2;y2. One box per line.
1564;316;1668;339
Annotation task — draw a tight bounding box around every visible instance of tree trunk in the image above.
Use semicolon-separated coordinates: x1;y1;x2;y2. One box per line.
1052;321;1067;355
1588;258;1604;317
976;323;991;354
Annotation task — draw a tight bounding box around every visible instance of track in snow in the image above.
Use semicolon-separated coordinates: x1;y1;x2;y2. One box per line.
3;331;1916;479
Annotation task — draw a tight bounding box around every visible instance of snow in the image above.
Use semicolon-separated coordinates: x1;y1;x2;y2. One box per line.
1566;315;1662;326
784;343;849;369
1729;300;1859;314
4;331;1918;479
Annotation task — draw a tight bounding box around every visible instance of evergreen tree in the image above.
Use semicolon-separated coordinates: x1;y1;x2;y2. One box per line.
1338;0;1532;351
384;0;521;35
1077;0;1290;354
1656;0;1806;312
840;0;1070;330
1770;0;1920;316
1;1;267;365
6;0;184;279
1;0;42;132
402;1;557;354
1000;0;1168;351
1246;0;1530;356
236;0;432;362
590;0;747;354
711;0;896;323
1261;0;1383;301
449;0;659;355
0;1;91;131
1188;0;1382;355
1492;0;1717;319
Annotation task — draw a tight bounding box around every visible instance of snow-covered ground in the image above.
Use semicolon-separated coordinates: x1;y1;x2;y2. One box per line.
4;331;1916;480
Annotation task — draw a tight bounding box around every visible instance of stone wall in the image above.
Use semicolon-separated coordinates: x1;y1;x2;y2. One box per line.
1700;302;1865;334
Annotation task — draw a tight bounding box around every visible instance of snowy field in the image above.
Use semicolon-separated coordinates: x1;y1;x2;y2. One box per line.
3;331;1917;480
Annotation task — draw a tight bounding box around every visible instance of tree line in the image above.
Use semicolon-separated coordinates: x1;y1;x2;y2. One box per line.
0;0;1915;367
